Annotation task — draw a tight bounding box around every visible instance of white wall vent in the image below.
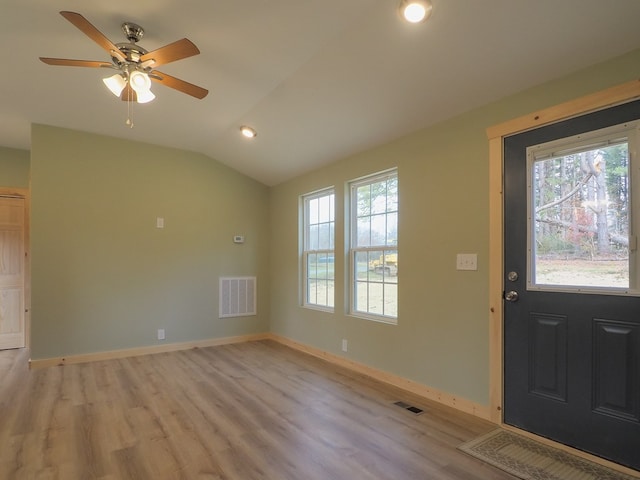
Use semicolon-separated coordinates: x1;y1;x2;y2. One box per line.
219;276;257;318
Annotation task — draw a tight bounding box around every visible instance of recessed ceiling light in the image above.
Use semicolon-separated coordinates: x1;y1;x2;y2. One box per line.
240;125;257;139
399;0;433;23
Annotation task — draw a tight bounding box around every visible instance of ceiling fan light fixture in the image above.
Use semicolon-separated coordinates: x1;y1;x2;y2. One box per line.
135;89;156;104
103;73;126;97
399;0;432;23
129;70;155;103
129;70;151;93
240;126;257;139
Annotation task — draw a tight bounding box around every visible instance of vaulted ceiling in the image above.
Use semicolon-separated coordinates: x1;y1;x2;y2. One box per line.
2;1;640;185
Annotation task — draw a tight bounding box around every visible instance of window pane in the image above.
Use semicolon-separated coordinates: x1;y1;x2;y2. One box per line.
386;212;398;245
379;250;398;279
371;181;388;215
308;197;319;224
384;283;398;317
329;222;335;250
367;282;384;315
329;194;335;222
357;185;372;216
357;217;371;247
308;279;318;305
371;214;387;245
318;223;331;250
532;142;629;289
355;281;368;313
316;253;333;278
318;194;331;223
387;177;398;212
307;253;318;277
326;280;335;308
309;224;319;250
356;251;372;281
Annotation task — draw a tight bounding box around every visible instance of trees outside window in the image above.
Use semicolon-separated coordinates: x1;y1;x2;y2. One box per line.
529;122;639;291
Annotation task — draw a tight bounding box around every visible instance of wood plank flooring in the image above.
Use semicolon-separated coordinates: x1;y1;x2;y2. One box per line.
0;340;515;479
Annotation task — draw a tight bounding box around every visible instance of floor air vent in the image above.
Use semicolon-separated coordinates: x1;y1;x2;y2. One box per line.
393;401;424;415
219;277;256;318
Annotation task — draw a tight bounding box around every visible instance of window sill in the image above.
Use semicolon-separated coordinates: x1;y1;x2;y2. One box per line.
348;312;397;325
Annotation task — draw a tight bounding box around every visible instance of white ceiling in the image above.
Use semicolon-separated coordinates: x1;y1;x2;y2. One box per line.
2;1;640;186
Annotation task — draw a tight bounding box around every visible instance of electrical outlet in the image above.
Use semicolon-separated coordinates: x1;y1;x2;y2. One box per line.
157;328;165;340
342;339;348;352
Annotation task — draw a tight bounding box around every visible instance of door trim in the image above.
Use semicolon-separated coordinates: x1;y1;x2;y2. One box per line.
487;78;640;424
0;187;30;349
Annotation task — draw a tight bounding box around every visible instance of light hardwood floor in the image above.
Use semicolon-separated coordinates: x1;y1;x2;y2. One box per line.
0;340;514;479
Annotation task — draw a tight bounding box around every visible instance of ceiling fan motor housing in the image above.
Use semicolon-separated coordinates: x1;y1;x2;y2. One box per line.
113;42;149;66
122;22;144;43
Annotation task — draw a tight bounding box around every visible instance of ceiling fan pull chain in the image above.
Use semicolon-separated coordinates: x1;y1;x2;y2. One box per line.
126;86;134;128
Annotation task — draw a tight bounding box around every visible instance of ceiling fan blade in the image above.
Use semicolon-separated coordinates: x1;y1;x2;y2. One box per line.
60;11;120;56
40;57;113;68
140;38;200;67
151;70;208;99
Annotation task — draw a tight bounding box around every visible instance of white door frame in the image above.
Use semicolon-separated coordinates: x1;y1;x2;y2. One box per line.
0;187;30;349
487;79;640;425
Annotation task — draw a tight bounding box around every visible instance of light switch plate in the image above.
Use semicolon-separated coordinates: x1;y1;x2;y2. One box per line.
456;253;478;271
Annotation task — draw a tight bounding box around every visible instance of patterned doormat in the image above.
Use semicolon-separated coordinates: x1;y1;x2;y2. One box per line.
458;429;639;480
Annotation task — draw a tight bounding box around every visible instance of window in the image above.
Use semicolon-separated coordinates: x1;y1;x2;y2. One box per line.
350;169;398;321
302;189;335;309
527;120;640;295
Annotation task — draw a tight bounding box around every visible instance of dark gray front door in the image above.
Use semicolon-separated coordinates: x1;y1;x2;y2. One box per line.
503;100;640;470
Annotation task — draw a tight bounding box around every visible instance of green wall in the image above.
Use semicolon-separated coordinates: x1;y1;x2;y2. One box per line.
30;125;270;360
269;48;640;407
15;47;640;407
0;146;30;188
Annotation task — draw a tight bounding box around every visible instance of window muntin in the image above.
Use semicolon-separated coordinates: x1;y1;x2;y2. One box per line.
350;170;398;321
527;121;640;295
303;189;335;309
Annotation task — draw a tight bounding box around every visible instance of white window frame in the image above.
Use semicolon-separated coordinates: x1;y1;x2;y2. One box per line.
349;169;398;323
302;188;335;310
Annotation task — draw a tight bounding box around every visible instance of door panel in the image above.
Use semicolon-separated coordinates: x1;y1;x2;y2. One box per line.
593;319;640;422
0;197;25;349
504;100;640;469
528;313;568;402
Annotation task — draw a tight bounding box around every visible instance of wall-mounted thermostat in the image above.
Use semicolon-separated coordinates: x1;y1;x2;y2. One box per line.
233;235;245;244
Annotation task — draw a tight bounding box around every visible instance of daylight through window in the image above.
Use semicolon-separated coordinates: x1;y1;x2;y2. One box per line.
350;169;398;321
528;121;640;294
302;189;335;309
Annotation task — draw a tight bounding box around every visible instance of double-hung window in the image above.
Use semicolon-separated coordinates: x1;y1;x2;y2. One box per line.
350;169;398;322
302;189;335;309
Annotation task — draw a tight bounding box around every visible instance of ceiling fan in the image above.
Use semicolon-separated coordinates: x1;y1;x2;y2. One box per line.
40;11;208;105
